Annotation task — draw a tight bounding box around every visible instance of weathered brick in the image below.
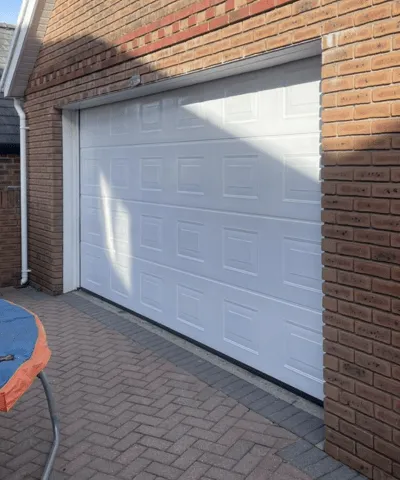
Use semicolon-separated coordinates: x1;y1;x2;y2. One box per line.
373;277;400;299
323;195;353;210
373;52;400;70
341;391;374;416
356;381;392;408
326;427;355;454
354;103;391;121
323;225;354;240
355;351;391;376
375;437;400;462
325;411;340;430
374;343;400;366
325;397;356;423
337;151;372;166
375;405;400;430
323;282;354;301
375;375;400;399
355;71;392;89
373;310;400;331
338;58;371;76
337;211;370;227
373;85;400;102
324;339;355;362
355;320;391;344
338;271;371;290
338;89;372;106
340;419;373;448
338;448;372;478
325;369;355;393
356;444;392;473
323;353;339;371
325;382;340;401
337;182;371;197
339;359;373;384
354;289;391;312
337;241;370;259
354;228;391;247
324;324;339;341
354;259;391;278
371;245;400;264
354;198;390;214
338;0;371;15
338;300;371;323
324;309;355;331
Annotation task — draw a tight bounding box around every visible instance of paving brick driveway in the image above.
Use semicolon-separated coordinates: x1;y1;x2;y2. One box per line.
0;288;364;480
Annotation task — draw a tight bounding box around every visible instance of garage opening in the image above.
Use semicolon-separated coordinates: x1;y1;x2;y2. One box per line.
79;56;323;400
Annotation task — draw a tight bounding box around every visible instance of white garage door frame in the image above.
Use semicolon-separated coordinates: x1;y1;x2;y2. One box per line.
62;39;322;399
62;39;321;293
63;41;324;397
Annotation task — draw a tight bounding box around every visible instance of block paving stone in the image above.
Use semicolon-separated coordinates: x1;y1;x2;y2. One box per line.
0;288;363;479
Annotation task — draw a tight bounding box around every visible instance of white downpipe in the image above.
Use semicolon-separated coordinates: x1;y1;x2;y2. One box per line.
13;98;29;286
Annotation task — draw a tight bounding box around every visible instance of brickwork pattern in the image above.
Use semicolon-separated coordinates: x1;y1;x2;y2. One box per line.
0;154;20;189
0;288;364;480
21;0;400;477
0;155;20;287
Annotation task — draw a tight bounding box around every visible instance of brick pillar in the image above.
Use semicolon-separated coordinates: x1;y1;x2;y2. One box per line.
322;2;400;479
24;107;63;294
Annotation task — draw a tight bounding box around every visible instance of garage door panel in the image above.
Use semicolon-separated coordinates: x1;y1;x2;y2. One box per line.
81;138;320;222
267;220;322;308
81;241;323;399
82;197;321;310
80;57;323;399
80;196;102;247
132;203;322;310
128;258;323;399
80;58;320;150
80;196;133;257
216;136;320;221
81;243;110;296
282;323;324;398
266;301;323;399
282;236;321;292
80;149;110;196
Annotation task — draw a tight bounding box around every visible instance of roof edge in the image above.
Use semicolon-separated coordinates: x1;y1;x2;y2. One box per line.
0;23;16;30
0;0;53;98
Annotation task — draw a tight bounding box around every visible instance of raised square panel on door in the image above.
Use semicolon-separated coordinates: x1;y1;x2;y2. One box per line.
79;56;323;400
177;220;204;263
223;154;259;200
223;300;259;355
177;285;205;332
141;157;163;192
177;156;205;196
223;227;258;276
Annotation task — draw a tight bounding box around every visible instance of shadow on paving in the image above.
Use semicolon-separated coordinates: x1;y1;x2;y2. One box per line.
0;287;366;480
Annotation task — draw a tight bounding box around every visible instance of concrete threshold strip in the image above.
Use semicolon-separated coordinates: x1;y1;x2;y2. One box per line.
61;290;367;480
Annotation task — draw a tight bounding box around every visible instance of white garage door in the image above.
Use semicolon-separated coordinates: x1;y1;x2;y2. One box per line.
80;56;323;399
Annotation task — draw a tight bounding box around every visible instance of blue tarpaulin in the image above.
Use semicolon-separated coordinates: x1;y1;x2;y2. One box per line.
0;300;38;389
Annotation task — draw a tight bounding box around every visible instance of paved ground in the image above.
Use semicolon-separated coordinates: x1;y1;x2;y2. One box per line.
0;288;365;480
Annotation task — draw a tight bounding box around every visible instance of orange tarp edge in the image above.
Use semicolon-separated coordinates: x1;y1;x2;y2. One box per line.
0;304;51;412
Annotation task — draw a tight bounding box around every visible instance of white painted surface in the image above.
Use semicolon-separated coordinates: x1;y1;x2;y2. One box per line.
79;57;323;399
63;110;80;293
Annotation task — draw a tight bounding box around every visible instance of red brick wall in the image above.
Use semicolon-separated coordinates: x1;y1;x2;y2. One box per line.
0;154;20;287
24;1;400;477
